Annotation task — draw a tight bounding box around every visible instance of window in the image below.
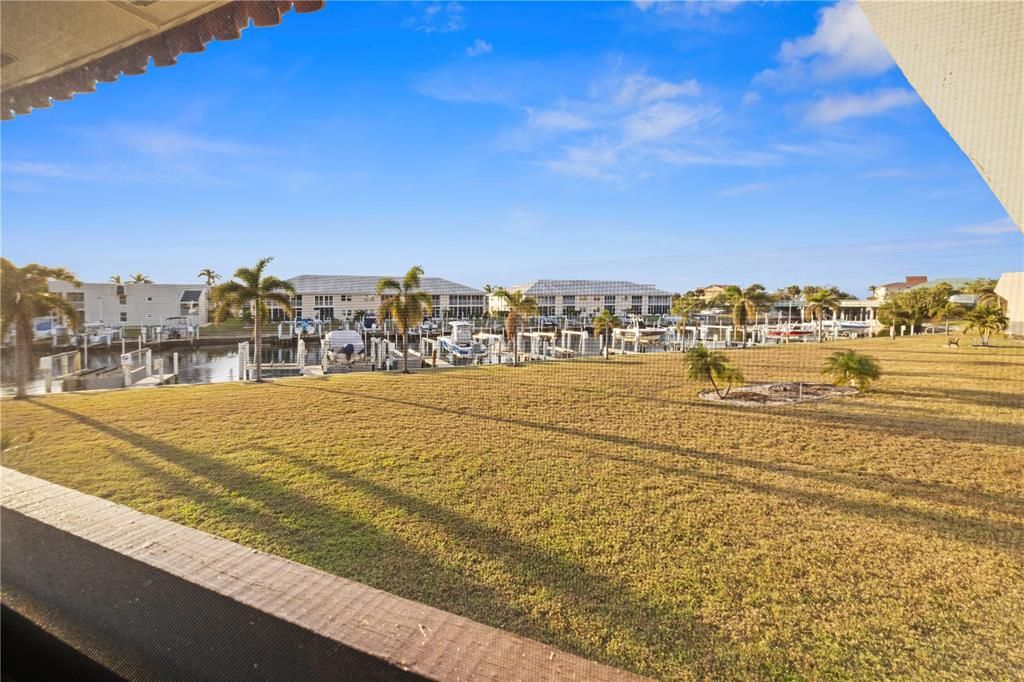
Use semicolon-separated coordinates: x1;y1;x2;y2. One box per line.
119;312;127;323
116;285;125;296
604;295;616;313
337;294;352;302
119;295;127;305
630;295;643;314
314;295;333;307
649;295;671;315
66;292;85;303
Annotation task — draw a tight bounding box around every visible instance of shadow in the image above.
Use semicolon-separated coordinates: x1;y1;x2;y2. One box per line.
27;401;578;663
258;444;710;674
875;386;1024;410
268;382;1024;549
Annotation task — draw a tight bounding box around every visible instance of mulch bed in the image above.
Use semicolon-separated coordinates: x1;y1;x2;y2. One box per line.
699;382;858;407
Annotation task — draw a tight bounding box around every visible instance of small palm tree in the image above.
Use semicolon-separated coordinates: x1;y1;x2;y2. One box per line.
129;273;153;284
930;300;966;335
492;288;538;366
805;289;840;342
961;305;1008;346
211;257;295;382
109;274;123;284
197;268;221;286
724;284;769;341
376;266;434;373
1;259;81;399
592;309;622;353
684;345;744;399
822;349;882;391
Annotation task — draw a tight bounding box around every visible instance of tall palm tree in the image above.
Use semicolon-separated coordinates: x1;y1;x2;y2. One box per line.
197;268;221;286
961;305;1008;346
822;349;882;391
684;345;744;399
376;266;434;373
723;284;768;341
211;257;295;382
805;288;840;342
109;274;123;284
129;273;153;284
930;300;966;335
592;309;622;353
492;288;538;366
1;259;81;399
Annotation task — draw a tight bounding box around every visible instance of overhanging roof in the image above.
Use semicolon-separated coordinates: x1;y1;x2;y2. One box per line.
861;1;1023;232
1;0;324;120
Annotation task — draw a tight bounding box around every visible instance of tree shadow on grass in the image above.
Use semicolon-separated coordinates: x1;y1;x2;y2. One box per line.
27;400;699;678
258;443;712;676
26;401;642;672
268;383;1024;552
874;386;1024;410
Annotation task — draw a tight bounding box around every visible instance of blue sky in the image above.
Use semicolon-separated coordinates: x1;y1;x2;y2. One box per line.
2;0;1020;296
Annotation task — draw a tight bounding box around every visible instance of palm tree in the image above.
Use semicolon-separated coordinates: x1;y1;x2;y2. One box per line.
962;277;1002;308
376;266;434;373
1;259;81;399
684;345;744;398
592;309;622;354
961;305;1008;346
930;300;966;335
822;349;882;391
129;273;153;284
109;275;123;284
492;288;538;366
211;257;295;382
723;284;768;342
197;268;221;286
805;288;840;341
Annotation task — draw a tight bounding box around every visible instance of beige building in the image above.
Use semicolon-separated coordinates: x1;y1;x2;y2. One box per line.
48;281;209;328
870;275;928;300
995;272;1024;337
697;285;735;302
490;280;673;318
286;275;486;321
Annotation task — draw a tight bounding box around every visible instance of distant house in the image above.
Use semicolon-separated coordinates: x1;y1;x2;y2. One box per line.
47;281;210;327
489;280;673;318
698;285;735;302
870;275;928;299
995;272;1024;336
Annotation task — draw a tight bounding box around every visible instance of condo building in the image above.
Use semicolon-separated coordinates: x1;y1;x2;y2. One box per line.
47;281;210;327
490;280;674;318
285;275;486;321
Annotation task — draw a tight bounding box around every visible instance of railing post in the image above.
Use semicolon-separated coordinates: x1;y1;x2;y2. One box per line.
173;352;179;376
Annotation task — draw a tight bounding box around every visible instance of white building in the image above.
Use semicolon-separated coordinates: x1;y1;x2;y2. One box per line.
490;280;674;318
995;272;1024;337
286;275;486;321
47;281;210;328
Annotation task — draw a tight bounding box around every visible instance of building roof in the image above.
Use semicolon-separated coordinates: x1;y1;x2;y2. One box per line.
288;275;484;296
2;1;324;120
907;278;975;291
508;279;673;296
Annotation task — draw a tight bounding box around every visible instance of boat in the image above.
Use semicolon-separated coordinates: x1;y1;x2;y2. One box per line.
439;321;487;360
324;329;365;363
621;315;669;345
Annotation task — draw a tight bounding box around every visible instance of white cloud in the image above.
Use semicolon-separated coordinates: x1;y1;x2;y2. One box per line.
403;2;465;33
466;38;492;57
955;217;1018;235
527;109;593;131
544;142;621;180
623;102;701;143
617;73;700;104
805;88;918;124
633;1;740;19
716;182;774;197
756;0;893;85
740;90;761;106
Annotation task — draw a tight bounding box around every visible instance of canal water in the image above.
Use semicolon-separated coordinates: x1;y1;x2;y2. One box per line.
0;343;325;396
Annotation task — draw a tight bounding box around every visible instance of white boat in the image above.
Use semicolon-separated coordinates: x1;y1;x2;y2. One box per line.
621;316;669;344
324;329;365;363
439;321;487;359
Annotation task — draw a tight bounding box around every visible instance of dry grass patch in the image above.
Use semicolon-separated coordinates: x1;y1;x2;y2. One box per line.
3;336;1023;679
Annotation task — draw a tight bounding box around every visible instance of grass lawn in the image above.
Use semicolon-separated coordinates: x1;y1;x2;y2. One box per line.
3;336;1023;679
